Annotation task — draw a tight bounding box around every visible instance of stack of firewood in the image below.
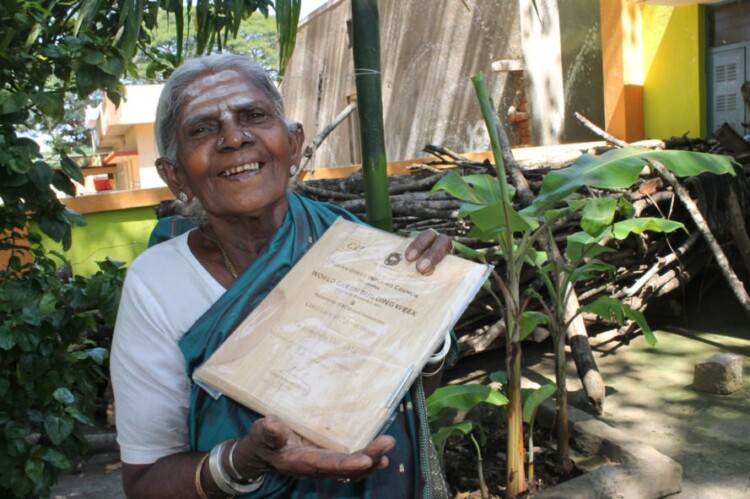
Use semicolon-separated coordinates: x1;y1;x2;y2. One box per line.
290;130;750;412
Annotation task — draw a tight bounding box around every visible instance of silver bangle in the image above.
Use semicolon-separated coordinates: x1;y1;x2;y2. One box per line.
208;441;237;495
422;356;445;377
428;330;451;363
227;439;242;481
208;440;265;495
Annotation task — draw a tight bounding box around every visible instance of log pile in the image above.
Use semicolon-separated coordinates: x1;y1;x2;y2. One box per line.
290;136;750;363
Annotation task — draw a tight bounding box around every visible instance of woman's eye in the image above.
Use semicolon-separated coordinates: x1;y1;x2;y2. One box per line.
189;125;213;137
241;110;267;122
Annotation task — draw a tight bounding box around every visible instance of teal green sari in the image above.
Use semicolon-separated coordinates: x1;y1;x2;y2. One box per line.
152;192;445;498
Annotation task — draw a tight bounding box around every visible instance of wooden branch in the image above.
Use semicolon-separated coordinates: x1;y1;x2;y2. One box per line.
617;231;700;299
575;110;750;316
298;101;357;177
649;159;750;317
290;181;361;201
575;112;628;148
492;103;534;207
727;184;750;274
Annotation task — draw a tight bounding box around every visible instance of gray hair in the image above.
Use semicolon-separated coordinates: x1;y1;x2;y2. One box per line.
154;54;287;165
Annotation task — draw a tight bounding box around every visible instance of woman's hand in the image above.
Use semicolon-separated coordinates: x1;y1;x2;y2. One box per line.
405;229;453;275
234;415;395;481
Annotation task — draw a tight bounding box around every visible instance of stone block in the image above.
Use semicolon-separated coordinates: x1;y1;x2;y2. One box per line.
693;353;744;395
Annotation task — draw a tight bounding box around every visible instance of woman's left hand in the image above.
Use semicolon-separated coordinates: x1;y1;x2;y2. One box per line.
405;230;453;275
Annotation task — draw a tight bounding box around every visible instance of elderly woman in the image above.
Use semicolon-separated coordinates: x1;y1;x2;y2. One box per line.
111;54;453;498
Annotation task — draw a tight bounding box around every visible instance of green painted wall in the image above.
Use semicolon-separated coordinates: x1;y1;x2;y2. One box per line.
642;5;706;139
43;206;159;277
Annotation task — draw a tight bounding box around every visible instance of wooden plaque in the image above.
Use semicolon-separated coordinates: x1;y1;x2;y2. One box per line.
194;218;492;453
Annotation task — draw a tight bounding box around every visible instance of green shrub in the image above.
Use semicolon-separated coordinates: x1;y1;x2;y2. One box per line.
0;243;124;498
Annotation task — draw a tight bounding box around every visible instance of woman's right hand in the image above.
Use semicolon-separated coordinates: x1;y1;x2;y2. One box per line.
233;415;395;481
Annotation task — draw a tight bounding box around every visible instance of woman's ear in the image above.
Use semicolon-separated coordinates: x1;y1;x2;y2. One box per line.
289;122;305;166
156;157;191;200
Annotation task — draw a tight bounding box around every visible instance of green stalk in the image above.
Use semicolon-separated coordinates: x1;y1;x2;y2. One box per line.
548;229;573;472
472;73;526;496
470;433;489;499
471;73;513;268
351;0;393;231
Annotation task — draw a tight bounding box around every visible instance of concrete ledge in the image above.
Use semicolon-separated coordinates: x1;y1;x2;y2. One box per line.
535;402;682;499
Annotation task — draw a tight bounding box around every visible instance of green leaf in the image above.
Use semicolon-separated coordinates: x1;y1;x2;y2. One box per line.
565;233;613;264
63;208;87;228
65;406;94;426
53;388;75;405
520;310;548;340
489;370;508;385
60;156;84;184
276;0;301;76
581;296;656;346
431;421;475;465
426;384;507;420
100;54;126;77
27;161;52;191
0;90;27;115
0;327;17;350
39;447;71;470
43;414;74;445
24;458;44;482
75;0;107;35
463;174;509;204
52;170;76;197
610;217;686;239
432;171;486;205
522;383;556;424
84;347;108;364
469;201;538;233
531;147;736;213
30;91;65;121
569;260;616;283
580;197;617;236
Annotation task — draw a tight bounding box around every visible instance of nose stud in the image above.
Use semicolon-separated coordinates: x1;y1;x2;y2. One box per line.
217;136;225;147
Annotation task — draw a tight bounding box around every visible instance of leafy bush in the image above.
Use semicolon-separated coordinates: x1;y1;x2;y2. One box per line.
0;244;125;498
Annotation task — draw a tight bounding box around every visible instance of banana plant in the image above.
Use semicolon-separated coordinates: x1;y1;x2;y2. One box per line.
426;384;508;499
434;71;737;494
490;371;556;483
529;197;671;469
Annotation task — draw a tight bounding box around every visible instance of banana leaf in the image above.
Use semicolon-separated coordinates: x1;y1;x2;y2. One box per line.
529;147;737;214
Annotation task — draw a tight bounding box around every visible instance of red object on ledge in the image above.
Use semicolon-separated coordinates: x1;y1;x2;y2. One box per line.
94;178;114;191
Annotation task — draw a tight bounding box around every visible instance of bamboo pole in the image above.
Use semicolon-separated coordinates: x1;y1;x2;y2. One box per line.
351;0;393;232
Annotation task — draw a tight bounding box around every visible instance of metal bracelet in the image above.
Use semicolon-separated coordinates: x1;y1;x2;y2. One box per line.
421;356;446;377
208;440;266;495
208;441;238;496
428;330;452;363
227;439;243;481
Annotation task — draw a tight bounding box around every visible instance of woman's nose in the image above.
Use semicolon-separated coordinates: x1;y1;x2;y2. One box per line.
217;126;256;150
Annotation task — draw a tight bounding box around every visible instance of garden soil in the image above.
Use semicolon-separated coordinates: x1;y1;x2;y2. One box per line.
50;288;750;498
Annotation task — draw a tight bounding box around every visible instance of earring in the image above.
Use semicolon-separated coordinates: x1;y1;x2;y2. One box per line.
178;192;189;203
217;136;225;147
242;130;255;140
289;164;298;176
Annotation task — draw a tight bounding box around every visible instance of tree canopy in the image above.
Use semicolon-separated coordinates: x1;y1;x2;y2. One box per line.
0;0;295;252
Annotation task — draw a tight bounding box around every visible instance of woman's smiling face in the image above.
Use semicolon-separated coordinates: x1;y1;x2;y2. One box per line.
172;69;301;220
